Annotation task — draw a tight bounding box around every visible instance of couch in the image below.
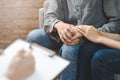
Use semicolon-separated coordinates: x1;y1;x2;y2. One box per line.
39;0;49;28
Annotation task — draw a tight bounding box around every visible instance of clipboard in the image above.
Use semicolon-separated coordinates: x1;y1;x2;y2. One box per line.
0;39;70;80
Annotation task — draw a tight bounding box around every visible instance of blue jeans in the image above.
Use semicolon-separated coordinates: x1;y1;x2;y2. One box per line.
77;41;109;80
27;29;82;80
91;49;120;80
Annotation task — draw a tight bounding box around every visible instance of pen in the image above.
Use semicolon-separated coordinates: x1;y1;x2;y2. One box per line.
29;42;33;49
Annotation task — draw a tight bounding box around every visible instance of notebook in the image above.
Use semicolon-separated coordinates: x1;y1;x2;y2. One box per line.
0;39;70;80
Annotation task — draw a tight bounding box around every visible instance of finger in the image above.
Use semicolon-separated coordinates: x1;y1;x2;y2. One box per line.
62;33;72;43
77;27;86;34
77;26;86;32
65;31;73;40
78;29;86;37
67;38;80;46
71;35;79;40
71;30;82;40
67;41;78;46
59;31;68;44
61;35;70;44
67;27;75;36
66;42;76;46
60;30;72;43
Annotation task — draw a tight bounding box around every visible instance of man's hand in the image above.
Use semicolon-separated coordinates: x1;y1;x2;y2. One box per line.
54;22;84;45
6;49;35;80
54;21;75;44
66;27;83;45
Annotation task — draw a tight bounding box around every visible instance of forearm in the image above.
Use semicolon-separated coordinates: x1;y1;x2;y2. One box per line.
99;36;120;50
44;0;64;32
99;31;120;41
43;0;64;42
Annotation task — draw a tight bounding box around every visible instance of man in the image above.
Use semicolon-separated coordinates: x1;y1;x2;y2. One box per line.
27;0;120;80
0;49;35;80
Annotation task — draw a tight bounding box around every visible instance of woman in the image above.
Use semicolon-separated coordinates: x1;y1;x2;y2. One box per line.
76;25;120;80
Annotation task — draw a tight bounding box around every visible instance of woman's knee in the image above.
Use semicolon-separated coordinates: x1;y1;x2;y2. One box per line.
92;49;120;65
91;49;117;70
91;50;108;67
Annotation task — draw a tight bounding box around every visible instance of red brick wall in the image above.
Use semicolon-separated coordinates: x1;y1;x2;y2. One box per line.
0;0;46;48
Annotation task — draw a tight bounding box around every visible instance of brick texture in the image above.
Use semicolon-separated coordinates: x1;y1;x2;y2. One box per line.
0;0;46;48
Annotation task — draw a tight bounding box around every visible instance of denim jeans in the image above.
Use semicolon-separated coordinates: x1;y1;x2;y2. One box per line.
77;41;109;80
27;29;82;80
91;49;120;80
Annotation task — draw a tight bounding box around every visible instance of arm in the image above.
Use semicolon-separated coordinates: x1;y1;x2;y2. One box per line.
99;31;120;41
100;36;120;50
77;25;120;50
44;0;64;42
44;0;81;45
98;0;120;34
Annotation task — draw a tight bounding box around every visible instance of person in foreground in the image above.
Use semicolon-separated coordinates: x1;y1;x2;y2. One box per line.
76;25;120;80
0;49;35;80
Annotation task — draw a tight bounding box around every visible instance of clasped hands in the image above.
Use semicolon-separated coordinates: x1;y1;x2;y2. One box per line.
54;22;84;45
54;21;102;45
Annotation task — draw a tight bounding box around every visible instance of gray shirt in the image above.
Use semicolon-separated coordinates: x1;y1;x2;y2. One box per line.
44;0;120;41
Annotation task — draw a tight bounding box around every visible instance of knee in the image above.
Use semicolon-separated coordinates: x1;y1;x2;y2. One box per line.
92;50;105;64
26;29;44;43
60;45;79;61
91;49;110;69
27;29;38;42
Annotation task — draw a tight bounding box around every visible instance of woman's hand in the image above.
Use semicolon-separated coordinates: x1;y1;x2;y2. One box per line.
76;25;103;43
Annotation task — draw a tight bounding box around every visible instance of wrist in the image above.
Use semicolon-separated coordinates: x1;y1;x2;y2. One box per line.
97;36;105;44
54;21;64;30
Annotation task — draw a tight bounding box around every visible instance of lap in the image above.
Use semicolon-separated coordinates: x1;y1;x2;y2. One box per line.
60;43;82;61
92;49;120;72
27;29;62;50
77;41;109;80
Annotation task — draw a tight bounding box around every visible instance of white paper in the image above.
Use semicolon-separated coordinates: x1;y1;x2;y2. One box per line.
0;39;70;80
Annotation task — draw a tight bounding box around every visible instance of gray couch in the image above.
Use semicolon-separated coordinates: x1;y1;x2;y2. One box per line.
39;0;49;28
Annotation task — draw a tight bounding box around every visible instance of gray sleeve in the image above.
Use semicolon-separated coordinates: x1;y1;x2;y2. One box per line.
99;0;120;34
43;0;64;42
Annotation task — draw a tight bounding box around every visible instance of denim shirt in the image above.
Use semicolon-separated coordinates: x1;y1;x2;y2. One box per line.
44;0;120;42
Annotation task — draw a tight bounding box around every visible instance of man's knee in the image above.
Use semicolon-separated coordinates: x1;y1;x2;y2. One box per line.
26;29;45;43
60;44;80;61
